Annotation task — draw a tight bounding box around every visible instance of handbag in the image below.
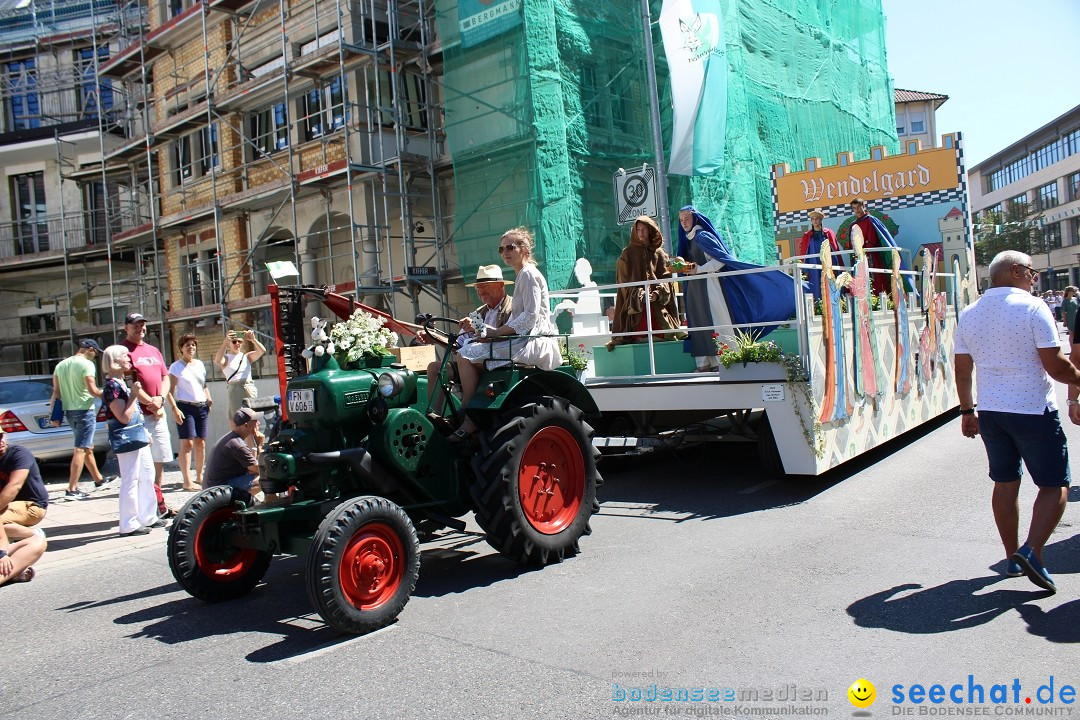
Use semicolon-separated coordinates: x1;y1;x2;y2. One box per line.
108;401;150;454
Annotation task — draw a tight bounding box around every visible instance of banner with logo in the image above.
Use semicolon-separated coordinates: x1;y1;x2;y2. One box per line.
459;0;522;48
658;0;727;176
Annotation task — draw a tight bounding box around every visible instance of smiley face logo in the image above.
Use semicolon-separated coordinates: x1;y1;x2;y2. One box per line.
848;679;876;708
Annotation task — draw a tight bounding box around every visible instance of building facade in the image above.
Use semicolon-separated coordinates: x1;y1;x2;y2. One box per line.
969;104;1080;290
0;0;901;378
894;88;947;150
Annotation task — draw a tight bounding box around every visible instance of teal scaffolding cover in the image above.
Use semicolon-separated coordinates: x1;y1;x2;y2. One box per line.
434;0;897;289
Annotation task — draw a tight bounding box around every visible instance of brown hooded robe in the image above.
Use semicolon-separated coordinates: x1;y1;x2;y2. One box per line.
607;216;681;350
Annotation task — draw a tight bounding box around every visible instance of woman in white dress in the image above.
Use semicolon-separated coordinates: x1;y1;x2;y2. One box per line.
453;227;561;439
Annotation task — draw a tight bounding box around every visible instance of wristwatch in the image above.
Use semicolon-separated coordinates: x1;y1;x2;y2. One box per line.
1067;399;1080;406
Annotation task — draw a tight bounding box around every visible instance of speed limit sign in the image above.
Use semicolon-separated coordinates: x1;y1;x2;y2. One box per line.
614;164;657;224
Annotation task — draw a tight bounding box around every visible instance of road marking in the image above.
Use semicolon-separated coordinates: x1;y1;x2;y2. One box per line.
283;624;397;663
739;480;779;494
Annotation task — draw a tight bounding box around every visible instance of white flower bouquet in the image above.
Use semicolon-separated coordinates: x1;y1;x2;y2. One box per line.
328;308;397;366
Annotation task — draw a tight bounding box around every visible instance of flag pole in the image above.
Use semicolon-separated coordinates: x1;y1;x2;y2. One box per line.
641;0;672;252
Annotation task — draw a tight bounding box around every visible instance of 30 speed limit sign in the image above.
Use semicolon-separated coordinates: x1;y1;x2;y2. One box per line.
614;164;657;224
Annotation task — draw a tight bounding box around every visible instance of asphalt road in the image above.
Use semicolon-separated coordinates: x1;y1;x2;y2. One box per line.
5;402;1080;720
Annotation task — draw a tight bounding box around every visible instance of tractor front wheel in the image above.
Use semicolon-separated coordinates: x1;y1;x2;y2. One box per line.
167;485;271;602
306;495;420;634
470;396;602;565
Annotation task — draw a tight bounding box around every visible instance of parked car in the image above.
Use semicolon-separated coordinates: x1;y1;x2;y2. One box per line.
0;375;109;463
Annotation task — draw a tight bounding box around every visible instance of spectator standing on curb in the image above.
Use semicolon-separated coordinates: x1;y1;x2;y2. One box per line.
120;313;176;518
0;520;46;586
0;427;49;541
50;339;113;498
167;334;212;491
954;250;1080;594
1063;286;1078;343
215;329;266;418
102;345;164;537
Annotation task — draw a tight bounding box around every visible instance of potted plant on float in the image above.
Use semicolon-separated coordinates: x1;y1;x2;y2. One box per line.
712;329;788;381
713;328;825;459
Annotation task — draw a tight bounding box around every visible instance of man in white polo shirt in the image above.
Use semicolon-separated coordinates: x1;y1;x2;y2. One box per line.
954;250;1080;594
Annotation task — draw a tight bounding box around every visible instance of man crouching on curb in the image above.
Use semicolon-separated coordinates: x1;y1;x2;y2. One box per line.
954;250;1080;594
204;407;267;501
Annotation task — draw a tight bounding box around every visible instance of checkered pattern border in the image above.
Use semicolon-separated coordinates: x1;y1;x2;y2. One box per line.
770;167;780;226
775;186;967;227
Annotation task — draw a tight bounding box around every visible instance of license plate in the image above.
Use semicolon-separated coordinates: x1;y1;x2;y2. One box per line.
287;389;315;413
37;416;65;429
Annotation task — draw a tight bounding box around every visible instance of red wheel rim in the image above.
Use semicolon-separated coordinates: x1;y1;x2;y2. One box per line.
194;507;257;580
518;425;585;535
339;522;405;610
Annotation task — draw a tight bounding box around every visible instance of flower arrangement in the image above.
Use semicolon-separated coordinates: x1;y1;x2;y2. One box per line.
563;342;591;372
712;328;782;368
328;308;397;366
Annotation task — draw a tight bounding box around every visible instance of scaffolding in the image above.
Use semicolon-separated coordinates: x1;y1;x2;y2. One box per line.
0;0;450;378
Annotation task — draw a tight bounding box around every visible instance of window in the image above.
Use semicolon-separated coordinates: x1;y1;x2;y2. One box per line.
986;129;1080;192
86;180;121;246
1044;223;1062;251
168;0;190;18
1010;193;1028;210
76;47;113;120
1068;172;1080;202
11;172;47;254
896;124;905;136
5;58;39;131
182;250;221;308
172;134;193;185
367;70;427;131
198;124;219;174
909;112;925;134
249;103;289;156
1073;219;1080;246
302;77;346;141
1037;181;1059;211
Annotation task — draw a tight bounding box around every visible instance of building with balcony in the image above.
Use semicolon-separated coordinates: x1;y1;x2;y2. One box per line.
969;103;1080;290
0;0;901;381
0;0;159;374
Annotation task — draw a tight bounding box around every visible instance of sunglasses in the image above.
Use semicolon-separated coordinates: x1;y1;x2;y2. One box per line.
1016;264;1039;278
498;244;519;254
231;339;243;344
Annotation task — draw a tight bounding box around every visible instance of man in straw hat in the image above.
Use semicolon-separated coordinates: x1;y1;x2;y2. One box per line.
422;264;514;420
798;209;840;300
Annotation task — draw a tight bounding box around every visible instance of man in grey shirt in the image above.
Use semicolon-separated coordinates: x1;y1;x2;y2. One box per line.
205;408;264;494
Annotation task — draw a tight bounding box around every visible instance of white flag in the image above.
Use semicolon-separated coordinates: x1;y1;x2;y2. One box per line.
659;0;727;176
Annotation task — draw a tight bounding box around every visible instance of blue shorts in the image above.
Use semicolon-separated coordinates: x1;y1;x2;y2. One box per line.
175;401;209;440
65;408;97;448
209;473;255;491
978;409;1071;488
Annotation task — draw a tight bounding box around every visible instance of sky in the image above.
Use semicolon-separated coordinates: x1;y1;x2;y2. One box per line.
881;0;1080;168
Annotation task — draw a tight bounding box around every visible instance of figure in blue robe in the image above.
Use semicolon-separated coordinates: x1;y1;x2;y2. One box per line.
675;205;802;368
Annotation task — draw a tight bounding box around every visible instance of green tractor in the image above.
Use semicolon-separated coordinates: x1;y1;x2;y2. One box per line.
166;286;602;634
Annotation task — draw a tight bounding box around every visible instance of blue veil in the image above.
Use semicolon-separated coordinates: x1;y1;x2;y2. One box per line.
676;205;801;339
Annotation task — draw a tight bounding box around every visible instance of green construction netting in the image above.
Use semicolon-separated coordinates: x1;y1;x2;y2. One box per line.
433;0;897;290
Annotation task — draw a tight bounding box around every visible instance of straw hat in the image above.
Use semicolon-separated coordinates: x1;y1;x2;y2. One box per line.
808;209;825;220
466;264;513;286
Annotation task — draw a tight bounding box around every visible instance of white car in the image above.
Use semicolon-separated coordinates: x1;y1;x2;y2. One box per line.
0;375;110;463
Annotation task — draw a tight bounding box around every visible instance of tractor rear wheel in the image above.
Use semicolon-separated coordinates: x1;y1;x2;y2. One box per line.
168;486;271;602
306;495;420;634
470;396;602;565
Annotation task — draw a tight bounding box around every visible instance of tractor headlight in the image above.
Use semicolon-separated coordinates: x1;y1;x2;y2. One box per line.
377;372;404;398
